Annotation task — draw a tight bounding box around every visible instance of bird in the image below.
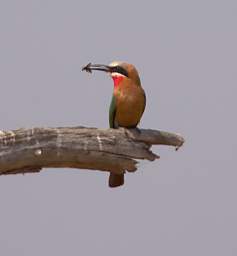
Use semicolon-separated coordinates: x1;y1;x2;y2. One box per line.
82;61;146;187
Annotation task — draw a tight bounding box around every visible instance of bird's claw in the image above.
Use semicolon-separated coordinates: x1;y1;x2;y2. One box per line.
131;127;141;134
82;63;92;73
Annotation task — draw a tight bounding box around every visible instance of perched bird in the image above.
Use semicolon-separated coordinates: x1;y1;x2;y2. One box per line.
82;61;146;187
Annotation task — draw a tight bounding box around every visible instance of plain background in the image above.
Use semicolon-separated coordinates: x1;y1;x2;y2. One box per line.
0;0;236;255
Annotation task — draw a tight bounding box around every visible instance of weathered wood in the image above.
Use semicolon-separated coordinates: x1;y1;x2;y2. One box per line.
0;127;184;175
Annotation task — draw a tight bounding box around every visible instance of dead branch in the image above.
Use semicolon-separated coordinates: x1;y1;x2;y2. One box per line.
0;126;184;177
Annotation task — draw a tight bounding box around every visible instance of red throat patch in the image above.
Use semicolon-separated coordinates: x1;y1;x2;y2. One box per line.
112;75;124;88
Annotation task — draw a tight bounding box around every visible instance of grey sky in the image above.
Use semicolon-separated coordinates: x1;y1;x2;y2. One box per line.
0;0;236;255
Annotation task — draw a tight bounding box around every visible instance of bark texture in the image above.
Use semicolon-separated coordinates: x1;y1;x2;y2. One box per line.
0;127;184;175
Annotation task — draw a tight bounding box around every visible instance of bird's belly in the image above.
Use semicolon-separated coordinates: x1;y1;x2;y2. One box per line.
115;95;144;128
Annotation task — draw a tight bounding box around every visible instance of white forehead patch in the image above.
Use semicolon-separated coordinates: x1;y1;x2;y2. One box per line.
109;61;124;67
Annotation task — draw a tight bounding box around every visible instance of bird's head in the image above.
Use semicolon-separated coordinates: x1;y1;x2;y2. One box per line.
82;61;141;88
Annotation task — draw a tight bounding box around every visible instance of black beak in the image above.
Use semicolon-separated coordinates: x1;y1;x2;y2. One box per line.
82;63;112;73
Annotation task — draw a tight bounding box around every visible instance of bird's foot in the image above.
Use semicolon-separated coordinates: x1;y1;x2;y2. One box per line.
123;127;141;139
131;127;141;134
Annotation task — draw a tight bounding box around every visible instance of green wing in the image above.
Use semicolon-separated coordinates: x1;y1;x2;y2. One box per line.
141;89;146;116
109;95;116;128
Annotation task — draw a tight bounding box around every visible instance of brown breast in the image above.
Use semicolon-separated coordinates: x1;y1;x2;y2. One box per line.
114;81;145;128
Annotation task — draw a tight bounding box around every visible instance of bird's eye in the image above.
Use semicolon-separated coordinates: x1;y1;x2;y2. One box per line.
112;66;128;77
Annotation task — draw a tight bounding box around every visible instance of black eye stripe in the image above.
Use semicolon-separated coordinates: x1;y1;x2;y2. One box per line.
111;66;128;77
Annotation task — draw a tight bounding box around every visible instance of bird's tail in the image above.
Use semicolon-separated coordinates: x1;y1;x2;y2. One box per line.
109;173;124;188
